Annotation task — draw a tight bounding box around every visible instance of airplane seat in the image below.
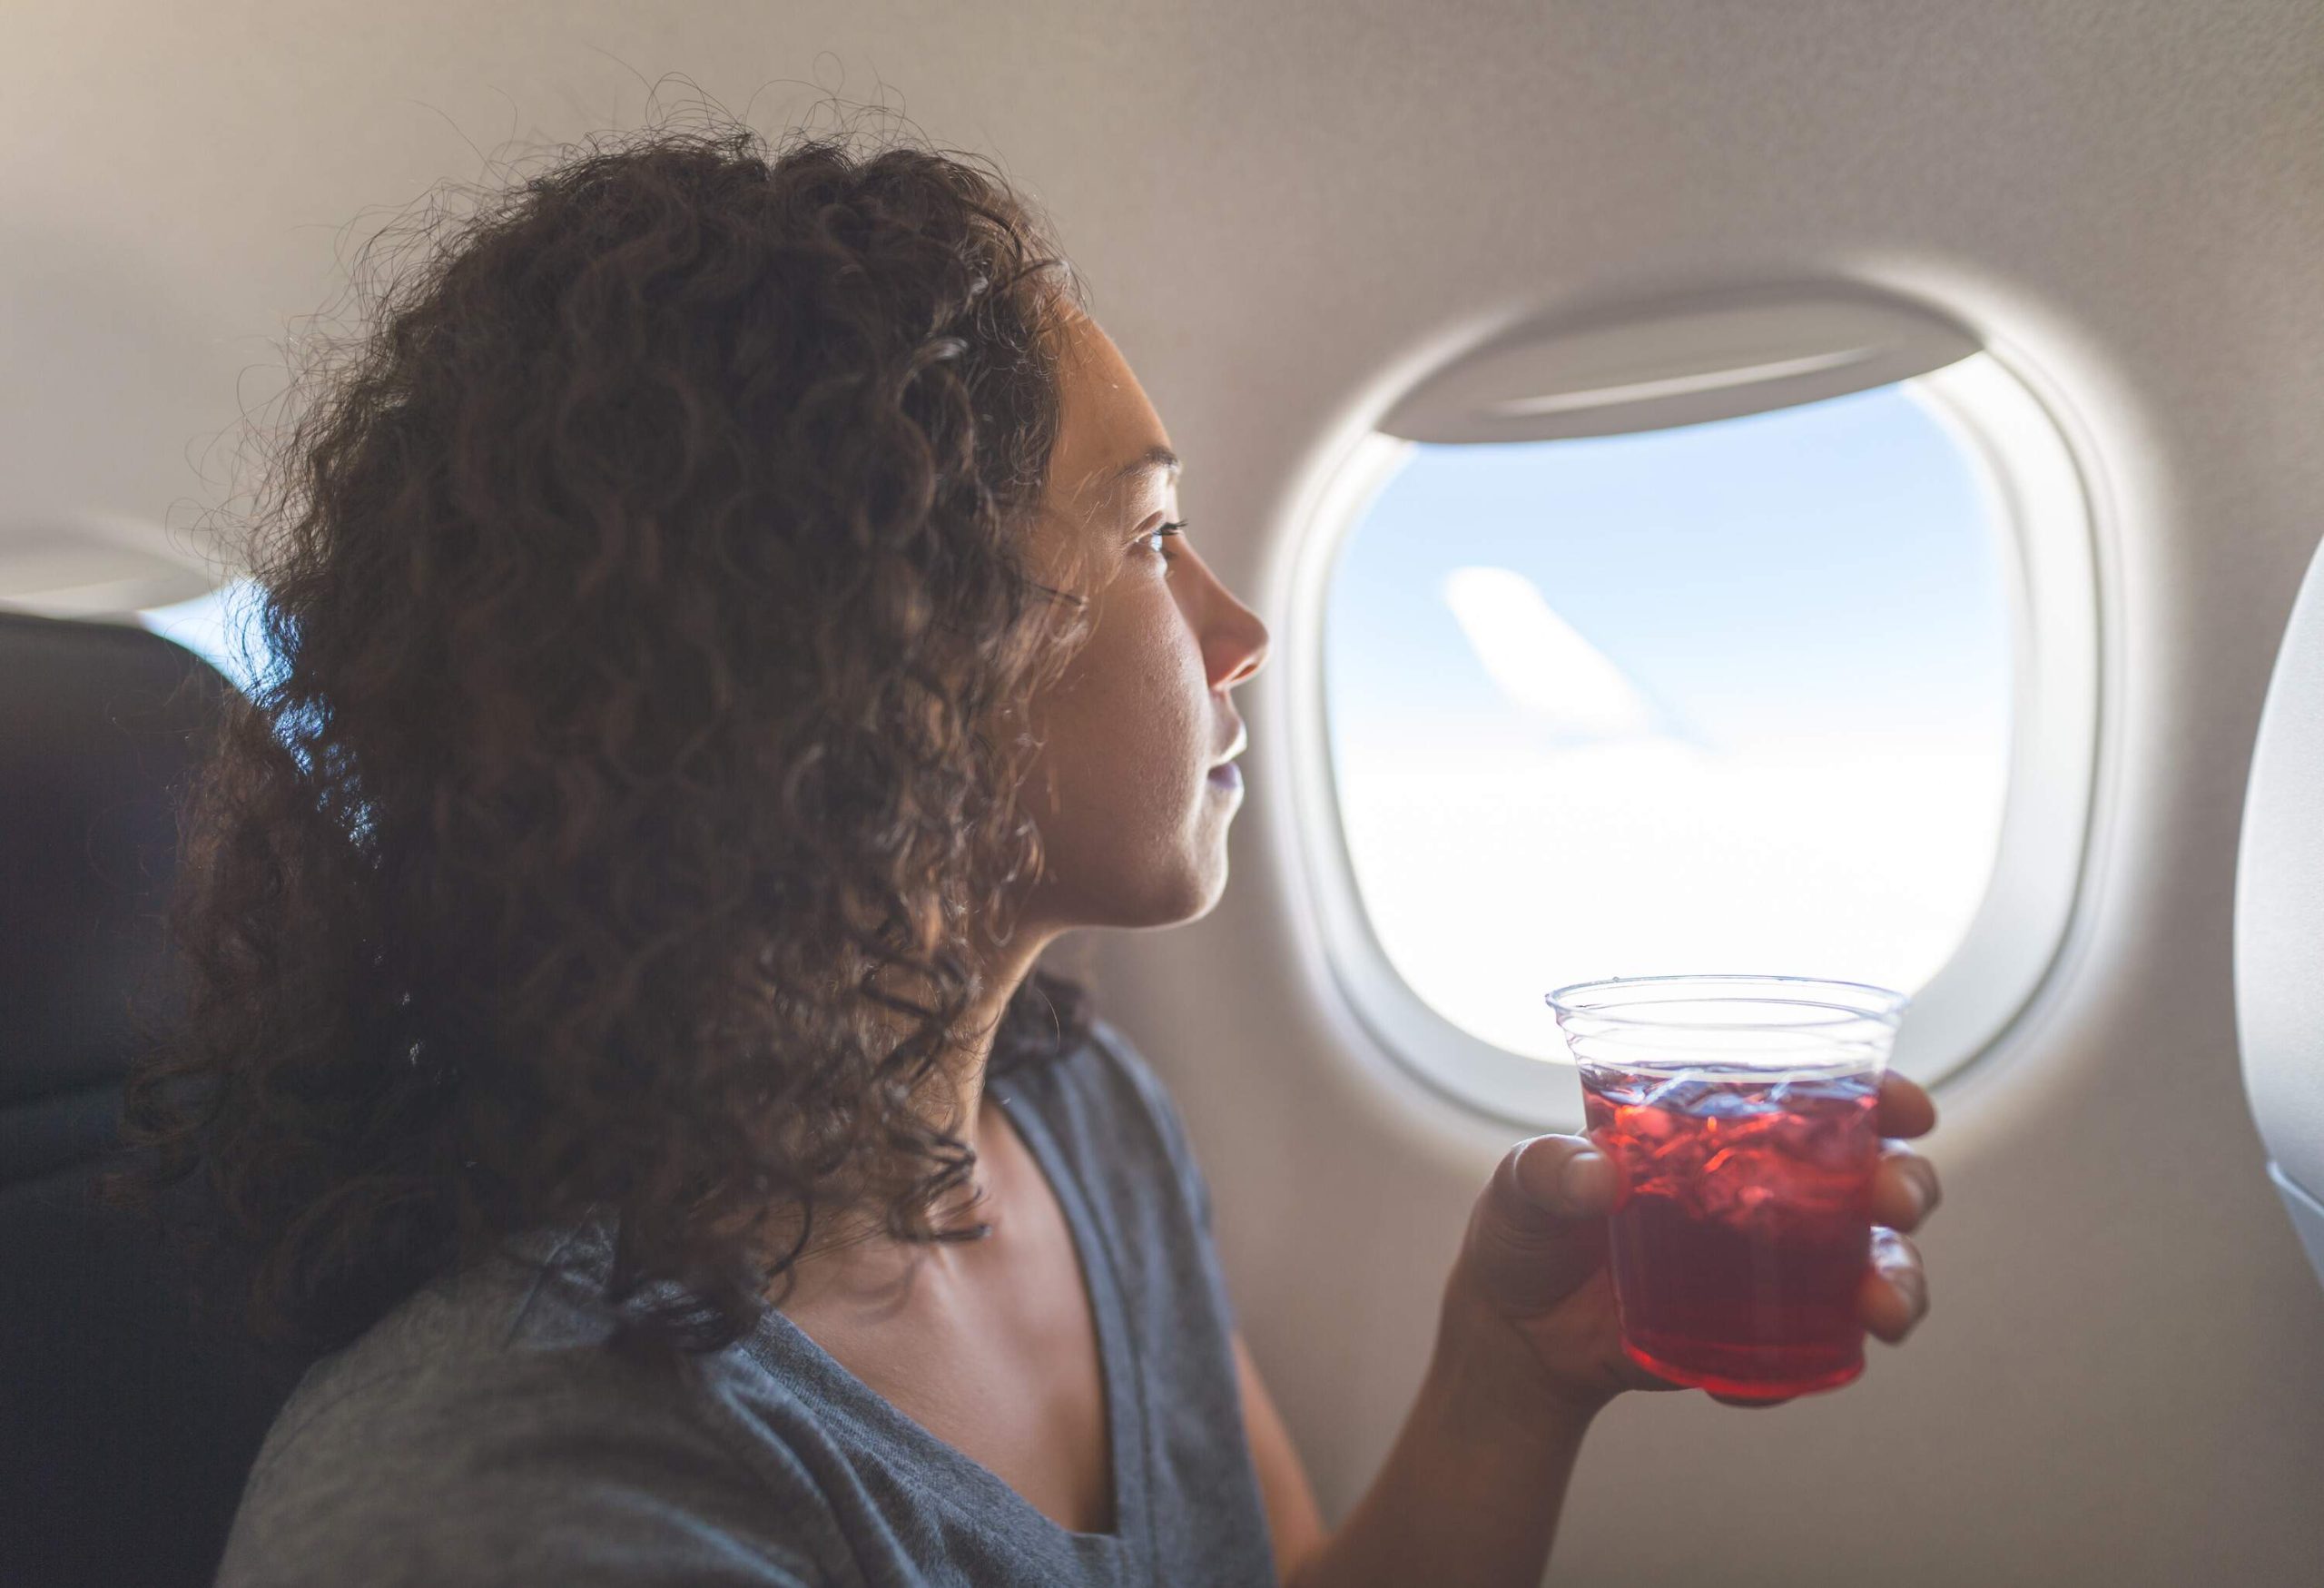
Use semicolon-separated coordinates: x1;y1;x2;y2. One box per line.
2238;532;2324;1295
0;609;308;1588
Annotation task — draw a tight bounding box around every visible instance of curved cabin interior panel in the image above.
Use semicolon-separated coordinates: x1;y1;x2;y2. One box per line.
2;4;2319;1585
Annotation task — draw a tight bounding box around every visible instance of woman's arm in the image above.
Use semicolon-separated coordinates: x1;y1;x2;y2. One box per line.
1233;1329;1327;1581
1241;1076;1939;1588
1240;1297;1597;1588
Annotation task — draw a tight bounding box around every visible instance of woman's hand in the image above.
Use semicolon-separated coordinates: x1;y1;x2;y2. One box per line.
1437;1073;1940;1422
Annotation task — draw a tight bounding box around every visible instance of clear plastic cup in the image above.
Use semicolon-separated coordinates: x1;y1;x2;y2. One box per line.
1544;974;1907;1399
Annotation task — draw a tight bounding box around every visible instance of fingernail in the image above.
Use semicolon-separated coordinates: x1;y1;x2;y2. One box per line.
1561;1149;1607;1202
1910;1162;1944;1220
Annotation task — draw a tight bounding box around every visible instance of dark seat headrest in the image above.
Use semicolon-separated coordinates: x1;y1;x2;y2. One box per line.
0;607;312;1588
0;609;230;1106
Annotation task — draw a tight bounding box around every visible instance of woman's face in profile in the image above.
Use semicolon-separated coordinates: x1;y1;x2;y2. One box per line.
1017;311;1271;933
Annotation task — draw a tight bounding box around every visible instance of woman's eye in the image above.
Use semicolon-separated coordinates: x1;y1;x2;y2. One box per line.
1143;520;1189;560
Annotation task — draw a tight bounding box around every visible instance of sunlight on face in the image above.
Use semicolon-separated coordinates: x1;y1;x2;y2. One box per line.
1014;311;1269;934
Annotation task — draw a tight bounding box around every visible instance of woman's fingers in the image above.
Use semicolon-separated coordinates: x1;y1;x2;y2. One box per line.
1869;1142;1942;1232
1454;1134;1620;1319
1875;1071;1937;1139
1860;1226;1928;1344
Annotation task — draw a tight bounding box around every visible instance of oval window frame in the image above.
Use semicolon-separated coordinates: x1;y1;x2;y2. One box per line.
1272;288;2101;1130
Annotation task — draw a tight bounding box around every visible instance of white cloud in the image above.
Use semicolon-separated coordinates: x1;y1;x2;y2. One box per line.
1341;737;2004;1060
1439;565;1664;744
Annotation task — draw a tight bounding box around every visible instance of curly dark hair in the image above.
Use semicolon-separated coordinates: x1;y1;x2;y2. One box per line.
99;109;1111;1369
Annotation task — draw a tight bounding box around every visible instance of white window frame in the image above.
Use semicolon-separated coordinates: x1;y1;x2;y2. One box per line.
1270;313;2099;1131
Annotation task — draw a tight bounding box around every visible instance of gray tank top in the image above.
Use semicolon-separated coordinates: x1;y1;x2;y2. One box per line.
212;1020;1279;1586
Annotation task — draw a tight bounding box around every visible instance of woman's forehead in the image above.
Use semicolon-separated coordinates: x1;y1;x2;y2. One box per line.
1049;313;1176;511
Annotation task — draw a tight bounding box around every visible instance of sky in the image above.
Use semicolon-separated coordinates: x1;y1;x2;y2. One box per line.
1324;374;2014;1060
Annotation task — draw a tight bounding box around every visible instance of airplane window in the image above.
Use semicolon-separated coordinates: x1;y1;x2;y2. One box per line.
137;577;273;695
1308;345;2097;1119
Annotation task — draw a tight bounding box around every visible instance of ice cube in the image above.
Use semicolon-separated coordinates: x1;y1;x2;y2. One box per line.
1691;1154;1782;1228
1788;1112;1873;1175
1638;1073;1718;1114
1689;1086;1776;1123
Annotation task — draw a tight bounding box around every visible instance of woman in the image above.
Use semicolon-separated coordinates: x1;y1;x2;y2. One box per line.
113;115;1939;1586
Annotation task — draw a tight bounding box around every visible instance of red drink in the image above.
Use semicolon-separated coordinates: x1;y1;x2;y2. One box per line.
1580;1062;1880;1398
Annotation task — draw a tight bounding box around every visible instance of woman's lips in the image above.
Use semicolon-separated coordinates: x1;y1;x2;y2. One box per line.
1206;762;1243;791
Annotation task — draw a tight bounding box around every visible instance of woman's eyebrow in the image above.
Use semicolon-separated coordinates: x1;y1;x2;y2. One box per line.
1098;445;1182;495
